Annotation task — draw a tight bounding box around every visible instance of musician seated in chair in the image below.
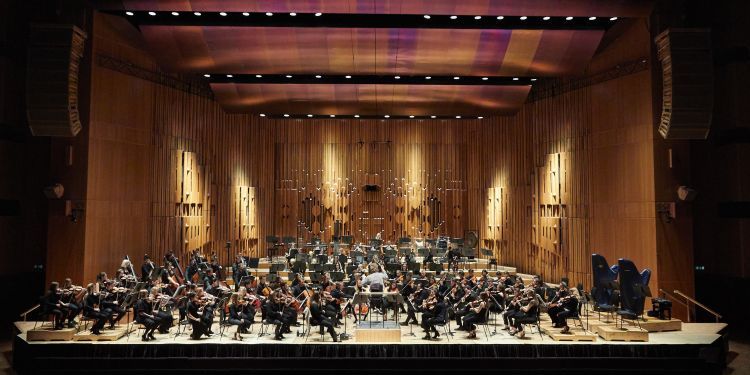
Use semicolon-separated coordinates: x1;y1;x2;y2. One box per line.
101;281;127;329
509;288;540;339
546;282;578;333
310;292;339;342
186;292;209;339
134;290;159;341
40;281;70;330
82;283;108;335
227;293;252;340
501;287;522;330
420;290;446;340
460;292;490;339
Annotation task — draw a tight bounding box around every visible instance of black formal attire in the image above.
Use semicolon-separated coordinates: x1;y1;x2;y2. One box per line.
187;300;208;339
310;302;337;341
134;298;158;338
41;291;67;329
83;293;108;334
462;302;488;332
229;303;252;332
421;301;446;337
141;261;155;283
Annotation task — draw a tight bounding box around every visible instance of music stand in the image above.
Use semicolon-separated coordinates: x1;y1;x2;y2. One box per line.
398;248;411;257
248;257;260;269
369;239;383;248
352;251;365;264
398;237;412;244
417;248;429;257
269;263;285;274
330;271;344;282
385;263;401;275
408;262;421;275
323;263;336;272
428;262;443;274
310;272;322;284
429;248;441;257
385;248;397;258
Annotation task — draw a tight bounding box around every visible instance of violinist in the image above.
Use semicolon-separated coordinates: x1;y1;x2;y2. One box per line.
310;292;339;342
510;288;540;339
186;292;208;340
60;278;84;327
258;276;272;298
419;289;438;338
461;291;490;339
82;283;108;335
546;282;578;333
141;255;155;283
148;286;174;334
100;281;126;329
325;282;345;326
227;293;252;340
41;281;70;330
384;282;401;320
453;286;475;331
421;291;446;340
195;287;216;335
238;288;259;331
134;290;159;341
267;291;293;340
502;287;523;330
401;280;422;326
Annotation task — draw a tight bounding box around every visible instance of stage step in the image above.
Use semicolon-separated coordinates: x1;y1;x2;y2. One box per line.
542;326;597;341
596;325;649;342
630;318;682;332
27;326;79;341
73;326;133;341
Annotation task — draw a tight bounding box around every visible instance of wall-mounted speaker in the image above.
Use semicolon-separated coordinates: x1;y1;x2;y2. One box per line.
26;24;87;137
654;28;713;140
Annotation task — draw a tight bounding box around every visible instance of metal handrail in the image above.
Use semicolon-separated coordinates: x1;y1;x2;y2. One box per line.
674;290;722;323
19;304;40;321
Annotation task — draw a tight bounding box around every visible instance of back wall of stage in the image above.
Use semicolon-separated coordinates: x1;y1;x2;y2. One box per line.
40;14;692;317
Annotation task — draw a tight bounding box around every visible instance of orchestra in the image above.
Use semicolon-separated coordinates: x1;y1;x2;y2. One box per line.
36;236;579;343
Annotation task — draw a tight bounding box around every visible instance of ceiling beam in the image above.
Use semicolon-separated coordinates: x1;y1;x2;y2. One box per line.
108;11;621;30
206;74;537;86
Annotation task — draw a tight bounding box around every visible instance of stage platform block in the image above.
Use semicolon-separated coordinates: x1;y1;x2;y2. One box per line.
597;325;649;342
73;326;132;341
27;327;78;341
355;321;401;343
631;318;682;332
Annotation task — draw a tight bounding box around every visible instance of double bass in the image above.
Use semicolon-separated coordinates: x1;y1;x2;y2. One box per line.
165;251;186;285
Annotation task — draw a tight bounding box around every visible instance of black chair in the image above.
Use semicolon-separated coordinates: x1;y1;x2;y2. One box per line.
431;307;452;341
616;258;652;330
302;308;327;342
517;304;544;340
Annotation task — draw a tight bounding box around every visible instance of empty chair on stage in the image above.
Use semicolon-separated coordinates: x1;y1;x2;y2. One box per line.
591;254;619;312
616;258;652;324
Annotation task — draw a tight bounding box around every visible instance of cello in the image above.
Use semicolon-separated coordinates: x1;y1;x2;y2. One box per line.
165;251;186;285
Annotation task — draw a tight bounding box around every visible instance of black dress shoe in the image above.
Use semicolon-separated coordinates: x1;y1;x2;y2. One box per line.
142;334;149;341
422;334;432;340
149;333;156;340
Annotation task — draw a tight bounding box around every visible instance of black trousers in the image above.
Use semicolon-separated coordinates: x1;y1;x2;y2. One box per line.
155;310;173;332
462;312;485;331
548;306;564;325
137;317;159;333
47;308;67;328
503;307;518;326
454;306;470;327
511;311;534;330
190;319;208;339
85;311;108;332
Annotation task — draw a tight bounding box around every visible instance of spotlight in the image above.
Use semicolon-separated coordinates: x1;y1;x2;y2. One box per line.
384;115;390;118
315;12;322;16
394;76;401;79
566;16;573;20
242;12;250;16
531;78;537;81
474;16;482;20
345;75;351;79
307;114;313;117
260;113;266;117
424;15;431;19
589;16;597;20
203;74;210;78
171;11;179;16
283;114;290;117
286;75;293;78
450;15;457;20
219;12;227;16
290;12;297;16
194;12;201;16
148;11;156;16
456;115;461;119
482;77;488;80
409;115;415;118
453;76;460;80
543;16;550;20
125;11;134;16
520;16;527;20
430;115;437;119
330;115;336;118
610;17;618;21
497;16;504;20
226;74;233;78
354;115;360;118
266;12;273;16
478;116;484;119
425;76;432;80
315;75;322;78
512;77;519;81
255;74;262;78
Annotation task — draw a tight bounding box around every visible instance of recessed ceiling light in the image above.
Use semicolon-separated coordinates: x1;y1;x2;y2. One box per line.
283;114;290;117
330;115;336;118
315;75;322;78
589;16;597;20
266;12;273;16
289;12;296;16
171;11;179;16
345;75;351;79
307;114;313;117
384;115;390;118
482;77;488;80
456;115;462;119
260;114;266;117
450;15;457;20
148;11;156;16
242;12;249;16
453;76;460;80
286;75;293;78
203;74;210;78
255;74;262;78
543;16;550;20
226;74;233;78
219;12;227;16
474;16;482;20
513;77;519;81
409;115;415;118
424;15;431;19
431;115;437;119
194;12;201;16
425;76;432;80
610;17;618;21
394;76;400;79
497;16;504;20
125;11;134;16
315;12;322;16
566;16;573;20
531;78;537;81
478;116;484;119
354;115;360;118
520;16;527;20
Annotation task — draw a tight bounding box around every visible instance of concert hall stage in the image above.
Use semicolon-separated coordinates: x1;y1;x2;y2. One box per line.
12;321;728;374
